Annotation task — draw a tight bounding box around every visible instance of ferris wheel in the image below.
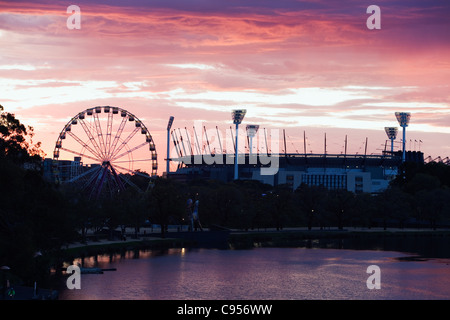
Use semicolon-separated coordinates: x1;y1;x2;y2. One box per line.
52;106;157;198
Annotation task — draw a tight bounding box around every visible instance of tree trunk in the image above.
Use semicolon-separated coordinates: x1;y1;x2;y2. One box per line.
160;224;166;238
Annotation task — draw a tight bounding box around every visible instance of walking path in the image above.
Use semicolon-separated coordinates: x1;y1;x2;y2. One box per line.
64;226;450;250
64;237;156;249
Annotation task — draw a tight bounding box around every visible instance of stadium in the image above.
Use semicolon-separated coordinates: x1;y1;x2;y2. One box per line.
167;111;426;194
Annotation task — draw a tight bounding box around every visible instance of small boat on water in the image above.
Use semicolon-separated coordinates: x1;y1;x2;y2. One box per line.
62;266;117;274
80;267;117;274
80;267;103;274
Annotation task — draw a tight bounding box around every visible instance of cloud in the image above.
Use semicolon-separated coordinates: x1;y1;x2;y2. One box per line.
0;0;449;169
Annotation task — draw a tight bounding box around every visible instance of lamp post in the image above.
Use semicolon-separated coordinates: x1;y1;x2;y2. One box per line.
33;251;42;298
246;125;259;156
395;112;411;163
1;266;10;300
384;127;398;154
166;116;174;176
232;109;246;180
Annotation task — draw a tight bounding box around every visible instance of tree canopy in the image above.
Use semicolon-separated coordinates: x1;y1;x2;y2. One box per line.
0;104;45;165
0;105;75;286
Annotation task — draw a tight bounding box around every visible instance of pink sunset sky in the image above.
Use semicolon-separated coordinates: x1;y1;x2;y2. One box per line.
1;0;449;174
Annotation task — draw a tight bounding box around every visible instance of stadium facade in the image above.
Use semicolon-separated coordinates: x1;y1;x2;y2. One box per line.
169;151;424;194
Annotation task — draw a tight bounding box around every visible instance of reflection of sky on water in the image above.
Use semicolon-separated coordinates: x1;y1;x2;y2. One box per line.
60;248;450;300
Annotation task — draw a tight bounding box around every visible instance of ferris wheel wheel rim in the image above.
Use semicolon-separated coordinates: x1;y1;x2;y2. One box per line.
52;106;158;177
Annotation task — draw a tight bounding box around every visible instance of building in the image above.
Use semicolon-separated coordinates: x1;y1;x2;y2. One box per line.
43;157;90;183
169;151;424;194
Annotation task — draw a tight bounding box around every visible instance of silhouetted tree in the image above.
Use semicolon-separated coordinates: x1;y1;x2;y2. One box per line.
352;192;377;228
0;104;44;165
374;187;412;229
147;177;185;238
0;105;80;285
198;181;243;228
233;180;271;230
416;188;450;230
265;184;293;230
404;173;441;195
325;189;355;230
117;188;148;238
294;184;327;230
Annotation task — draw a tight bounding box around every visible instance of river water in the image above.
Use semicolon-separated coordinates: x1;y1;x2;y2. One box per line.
58;246;450;300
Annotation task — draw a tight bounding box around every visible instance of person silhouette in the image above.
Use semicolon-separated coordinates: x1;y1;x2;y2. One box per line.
186;198;194;231
192;200;203;231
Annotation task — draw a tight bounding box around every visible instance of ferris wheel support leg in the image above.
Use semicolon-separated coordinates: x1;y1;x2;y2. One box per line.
109;164;126;192
93;166;109;200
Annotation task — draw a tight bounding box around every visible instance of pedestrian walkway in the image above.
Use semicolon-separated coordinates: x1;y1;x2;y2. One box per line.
64;237;156;249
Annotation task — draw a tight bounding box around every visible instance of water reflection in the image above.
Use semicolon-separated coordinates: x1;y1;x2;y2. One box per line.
244;234;450;259
58;247;450;300
69;248;183;269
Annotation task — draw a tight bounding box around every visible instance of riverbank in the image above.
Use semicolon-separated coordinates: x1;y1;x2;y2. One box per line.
60;227;450;260
62;236;194;261
228;227;450;259
230;227;450;241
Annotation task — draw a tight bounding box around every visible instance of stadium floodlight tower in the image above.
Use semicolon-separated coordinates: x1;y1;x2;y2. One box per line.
395;112;411;163
246;125;259;156
166;116;174;176
384;127;398;154
232;109;246;180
